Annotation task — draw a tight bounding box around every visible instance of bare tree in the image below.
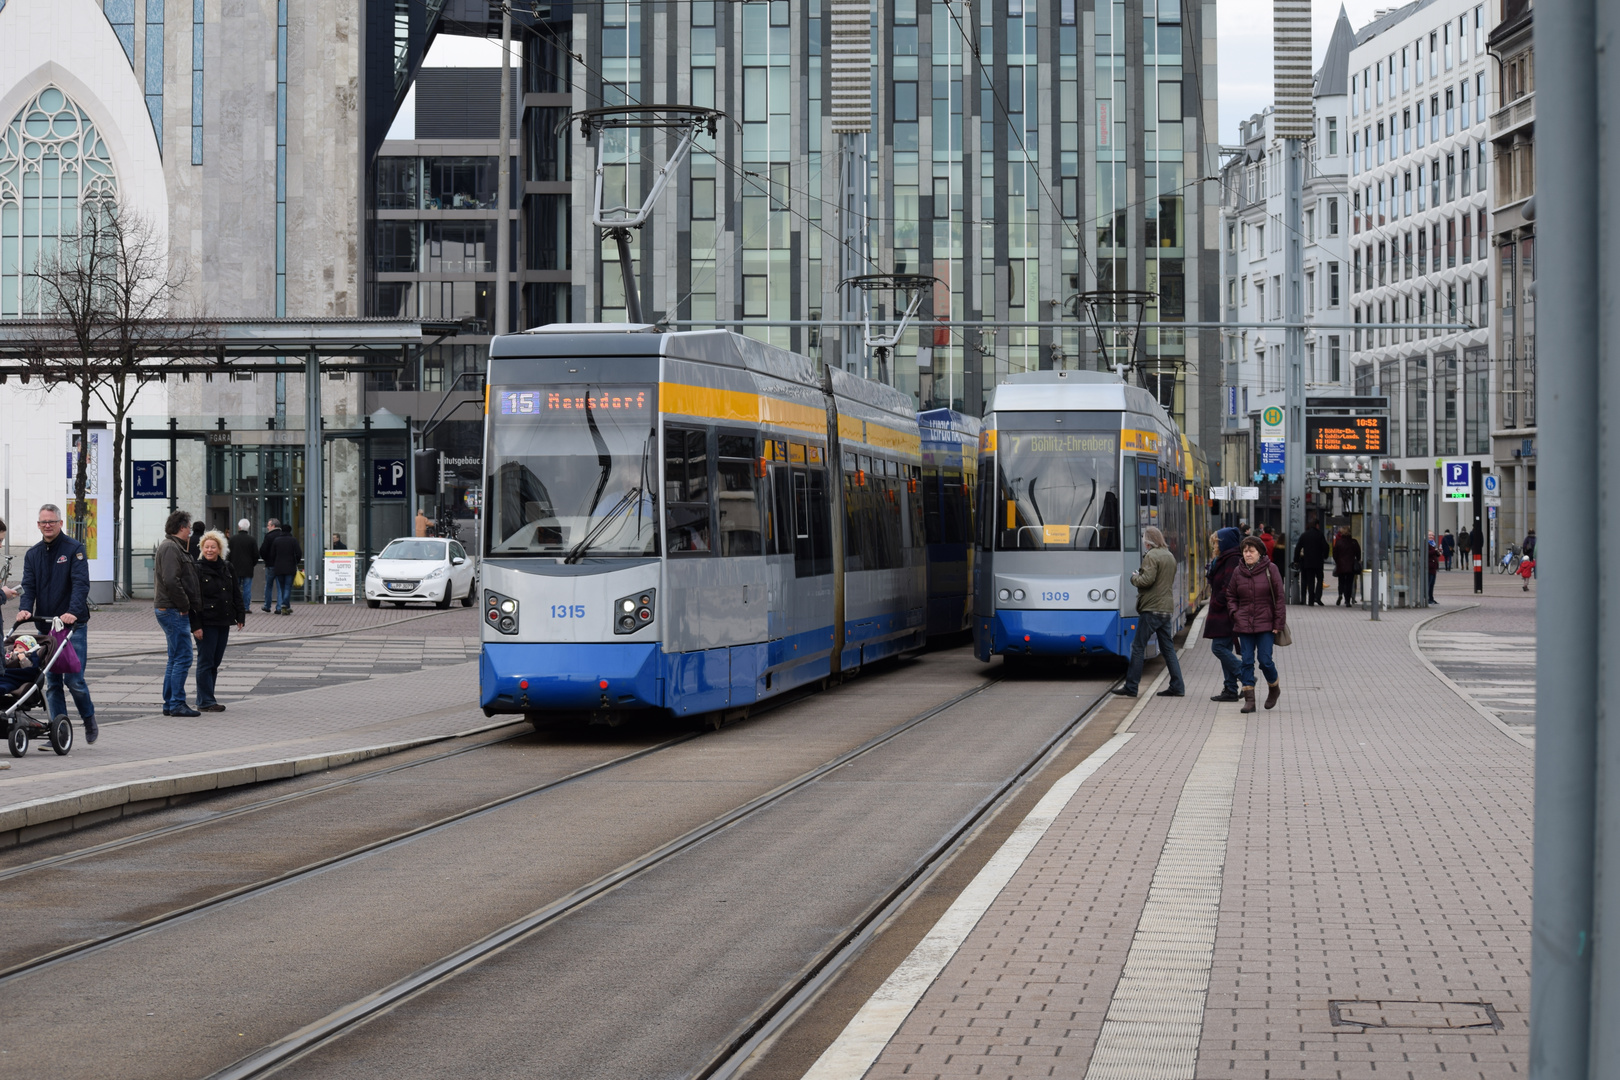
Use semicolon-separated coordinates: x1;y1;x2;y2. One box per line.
16;207;216;588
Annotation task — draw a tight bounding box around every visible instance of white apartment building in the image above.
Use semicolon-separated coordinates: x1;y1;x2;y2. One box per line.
1219;10;1354;507
1345;0;1496;538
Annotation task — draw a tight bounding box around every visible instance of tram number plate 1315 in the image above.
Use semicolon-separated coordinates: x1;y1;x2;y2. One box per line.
551;605;587;618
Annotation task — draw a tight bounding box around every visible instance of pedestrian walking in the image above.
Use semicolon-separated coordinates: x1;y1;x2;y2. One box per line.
187;516;205;561
1203;527;1244;702
153;510;204;717
1293;517;1330;606
194;530;245;713
1427;532;1441;603
415;509;433;538
0;518;20;611
258;519;281;612
1518;556;1536;591
1442;529;1456;570
228;519;259;615
15;503;97;743
1260;524;1276;562
265;520;302;614
1227;535;1286;714
1332;526;1362;607
1112;525;1185;699
1523;529;1536;577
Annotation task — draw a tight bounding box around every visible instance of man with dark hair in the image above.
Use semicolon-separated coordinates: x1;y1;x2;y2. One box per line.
1293;517;1331;606
16;503;97;742
265;521;302;615
154;510;203;716
258;519;282;612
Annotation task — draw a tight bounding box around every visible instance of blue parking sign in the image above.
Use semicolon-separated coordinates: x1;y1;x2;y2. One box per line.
133;461;167;499
1443;460;1472;500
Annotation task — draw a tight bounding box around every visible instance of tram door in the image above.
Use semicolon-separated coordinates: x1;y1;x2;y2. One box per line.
1136;459;1160;536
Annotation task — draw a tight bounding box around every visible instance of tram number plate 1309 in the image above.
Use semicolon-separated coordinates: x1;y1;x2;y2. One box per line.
551;605;587;618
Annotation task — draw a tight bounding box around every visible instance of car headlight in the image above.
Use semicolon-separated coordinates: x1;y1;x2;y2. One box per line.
425;566;446;579
365;566;379;579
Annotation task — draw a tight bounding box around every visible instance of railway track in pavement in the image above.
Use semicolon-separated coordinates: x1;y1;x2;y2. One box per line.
0;647;1121;1080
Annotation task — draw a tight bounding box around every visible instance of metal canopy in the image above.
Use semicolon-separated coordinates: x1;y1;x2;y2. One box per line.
0;318;431;363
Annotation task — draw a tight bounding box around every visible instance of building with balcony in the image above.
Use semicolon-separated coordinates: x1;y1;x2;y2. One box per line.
1344;0;1497;539
1486;0;1534;548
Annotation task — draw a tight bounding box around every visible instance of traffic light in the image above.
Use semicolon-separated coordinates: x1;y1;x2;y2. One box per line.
414;448;440;494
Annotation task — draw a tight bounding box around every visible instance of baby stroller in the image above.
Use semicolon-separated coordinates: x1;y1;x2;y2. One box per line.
3;619;77;757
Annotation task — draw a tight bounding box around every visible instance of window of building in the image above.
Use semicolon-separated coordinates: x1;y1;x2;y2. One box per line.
1415;37;1425;86
1355;361;1372;396
1444;21;1453;70
1402;46;1410;92
191;0;204;164
1436;351;1458;455
1327;197;1340;236
1461;147;1471;197
1406;355;1428;456
1445;86;1455;137
1416;100;1426;148
1306;269;1316;313
1329;262;1341;307
0;87;120;317
1327;117;1338;155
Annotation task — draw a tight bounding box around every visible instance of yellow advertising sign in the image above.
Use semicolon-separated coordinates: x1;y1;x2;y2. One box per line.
1042;524;1072;546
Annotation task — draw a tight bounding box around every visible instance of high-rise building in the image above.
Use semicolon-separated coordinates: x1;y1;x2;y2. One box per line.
1344;0;1496;537
1486;0;1534;547
1219;9;1355;507
565;0;1221;459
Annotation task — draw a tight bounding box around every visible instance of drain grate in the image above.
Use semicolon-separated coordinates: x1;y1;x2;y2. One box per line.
1329;1000;1502;1032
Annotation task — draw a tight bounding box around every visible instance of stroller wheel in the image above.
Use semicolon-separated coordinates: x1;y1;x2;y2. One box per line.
8;725;27;758
48;716;72;755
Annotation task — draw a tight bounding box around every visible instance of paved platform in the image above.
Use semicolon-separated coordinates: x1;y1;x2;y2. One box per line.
808;584;1533;1078
0;602;491;845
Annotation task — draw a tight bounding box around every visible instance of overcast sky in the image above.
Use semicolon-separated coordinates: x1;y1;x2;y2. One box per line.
394;4;1395;151
1217;0;1392;145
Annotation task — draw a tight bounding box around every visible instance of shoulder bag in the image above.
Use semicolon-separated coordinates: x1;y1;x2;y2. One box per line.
1267;564;1293;647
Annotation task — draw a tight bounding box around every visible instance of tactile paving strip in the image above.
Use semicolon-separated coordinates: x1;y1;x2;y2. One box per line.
1084;710;1245;1080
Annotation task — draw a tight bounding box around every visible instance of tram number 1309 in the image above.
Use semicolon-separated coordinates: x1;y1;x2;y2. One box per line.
551;605;587;619
1041;591;1070;602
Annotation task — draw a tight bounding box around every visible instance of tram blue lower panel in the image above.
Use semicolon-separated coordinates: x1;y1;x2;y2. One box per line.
976;609;1134;660
481;642;665;712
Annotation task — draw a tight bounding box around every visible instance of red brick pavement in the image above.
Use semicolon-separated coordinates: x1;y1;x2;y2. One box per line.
857;599;1531;1079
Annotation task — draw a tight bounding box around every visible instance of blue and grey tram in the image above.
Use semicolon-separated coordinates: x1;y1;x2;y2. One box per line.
918;409;979;637
478;325;929;723
972;370;1206;663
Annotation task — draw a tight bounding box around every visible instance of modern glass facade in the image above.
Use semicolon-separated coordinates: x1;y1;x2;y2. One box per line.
566;0;1217;438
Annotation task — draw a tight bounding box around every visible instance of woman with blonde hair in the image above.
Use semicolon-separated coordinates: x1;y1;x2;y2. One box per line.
194;528;246;713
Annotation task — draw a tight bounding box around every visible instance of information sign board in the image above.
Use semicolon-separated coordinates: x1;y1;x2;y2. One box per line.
323;550;357;600
373;459;406;499
1443;460;1473;501
133;461;168;499
1259;440;1285;473
1305;415;1387;455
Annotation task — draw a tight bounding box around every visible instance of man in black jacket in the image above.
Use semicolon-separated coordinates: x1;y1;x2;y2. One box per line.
258;519;283;612
228;518;259;615
1293;517;1331;607
16;503;97;743
266;524;303;614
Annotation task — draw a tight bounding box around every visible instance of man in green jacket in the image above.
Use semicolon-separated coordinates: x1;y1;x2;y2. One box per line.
1113;525;1185;698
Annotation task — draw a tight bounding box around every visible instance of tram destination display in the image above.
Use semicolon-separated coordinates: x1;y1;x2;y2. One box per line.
1305;415;1387;455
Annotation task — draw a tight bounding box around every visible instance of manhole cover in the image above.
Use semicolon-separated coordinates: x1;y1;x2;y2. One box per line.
1329;1000;1501;1031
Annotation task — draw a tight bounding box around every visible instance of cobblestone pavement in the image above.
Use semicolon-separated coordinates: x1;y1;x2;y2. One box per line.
856;594;1532;1079
1419;574;1536;741
4;602;481;725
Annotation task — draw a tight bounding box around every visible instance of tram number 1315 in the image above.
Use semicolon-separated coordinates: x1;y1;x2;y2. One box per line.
551;605;587;618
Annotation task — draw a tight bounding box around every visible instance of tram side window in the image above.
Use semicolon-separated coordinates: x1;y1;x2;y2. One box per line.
807;466;833;576
923;460;944;544
908;464;926;552
769;463;794;557
976;462;996;551
1136;459;1160;538
1122;464;1138;550
716;433;763;556
664;426;712;555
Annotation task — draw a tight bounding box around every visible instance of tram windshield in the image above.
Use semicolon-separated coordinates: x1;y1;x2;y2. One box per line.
994;427;1121;551
485;385;659;558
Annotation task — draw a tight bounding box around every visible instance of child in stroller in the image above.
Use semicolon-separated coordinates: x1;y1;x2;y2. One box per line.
3;622;75;757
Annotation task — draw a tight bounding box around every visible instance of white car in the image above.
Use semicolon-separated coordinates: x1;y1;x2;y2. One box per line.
365;537;479;609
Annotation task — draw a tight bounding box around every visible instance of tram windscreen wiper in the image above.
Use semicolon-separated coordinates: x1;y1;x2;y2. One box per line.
562;431;655;563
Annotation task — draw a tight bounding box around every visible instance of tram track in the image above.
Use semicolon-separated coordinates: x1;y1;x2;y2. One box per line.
203;675;1008;1080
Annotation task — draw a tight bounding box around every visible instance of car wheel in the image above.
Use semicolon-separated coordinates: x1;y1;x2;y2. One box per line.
366;598;381;609
460;582;476;607
435;588;452;610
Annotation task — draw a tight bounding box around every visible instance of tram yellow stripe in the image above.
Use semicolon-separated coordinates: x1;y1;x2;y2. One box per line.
658;381;915;451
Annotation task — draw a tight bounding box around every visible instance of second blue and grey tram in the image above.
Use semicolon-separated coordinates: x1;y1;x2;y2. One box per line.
972;370;1207;663
478;325;928;723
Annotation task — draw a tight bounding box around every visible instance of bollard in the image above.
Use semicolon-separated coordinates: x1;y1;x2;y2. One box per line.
1473;553;1483;594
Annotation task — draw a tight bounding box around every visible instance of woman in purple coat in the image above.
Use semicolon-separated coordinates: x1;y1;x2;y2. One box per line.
1226;535;1287;713
1202;528;1244;702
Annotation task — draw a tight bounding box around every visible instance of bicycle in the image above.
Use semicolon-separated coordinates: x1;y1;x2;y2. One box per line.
1498;545;1521;574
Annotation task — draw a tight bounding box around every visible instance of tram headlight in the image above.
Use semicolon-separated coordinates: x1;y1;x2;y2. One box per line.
485;590;519;635
1104;589;1117;601
1013;589;1026;601
998;589;1010;601
1089;589;1102;601
614;588;656;635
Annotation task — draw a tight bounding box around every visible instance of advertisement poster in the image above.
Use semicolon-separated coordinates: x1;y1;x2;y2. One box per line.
324;550;357;599
65;430;113;591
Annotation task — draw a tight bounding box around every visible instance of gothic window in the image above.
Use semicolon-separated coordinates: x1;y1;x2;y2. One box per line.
0;87;121;317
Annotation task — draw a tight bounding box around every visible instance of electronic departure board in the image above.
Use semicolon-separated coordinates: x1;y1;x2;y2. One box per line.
1305;415;1387;455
